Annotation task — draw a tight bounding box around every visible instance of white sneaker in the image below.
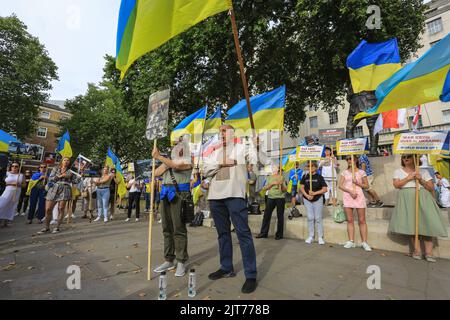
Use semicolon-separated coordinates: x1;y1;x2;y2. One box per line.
15;212;20;217
135;218;139;222
50;219;57;225
318;237;325;245
175;262;186;277
110;216;114;221
104;217;108;222
361;242;372;252
125;218;130;222
153;261;175;273
157;219;162;224
94;217;101;222
305;237;313;244
343;240;355;249
20;212;26;217
72;214;76;219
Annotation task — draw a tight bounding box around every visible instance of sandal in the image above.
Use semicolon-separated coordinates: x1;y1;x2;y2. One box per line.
37;228;50;235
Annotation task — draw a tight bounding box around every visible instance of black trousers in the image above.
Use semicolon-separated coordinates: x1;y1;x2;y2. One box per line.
127;192;141;218
17;189;29;213
260;198;285;237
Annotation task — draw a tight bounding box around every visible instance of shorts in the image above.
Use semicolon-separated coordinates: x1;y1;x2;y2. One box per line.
291;186;298;197
366;175;375;190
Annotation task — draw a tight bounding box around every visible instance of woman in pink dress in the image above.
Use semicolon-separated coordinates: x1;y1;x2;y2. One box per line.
338;156;372;251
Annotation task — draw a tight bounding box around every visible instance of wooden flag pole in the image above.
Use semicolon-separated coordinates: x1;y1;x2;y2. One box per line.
413;154;420;252
309;160;313;192
279;131;284;174
147;139;157;281
88;188;93;223
229;9;255;132
67;198;72;225
351;155;356;193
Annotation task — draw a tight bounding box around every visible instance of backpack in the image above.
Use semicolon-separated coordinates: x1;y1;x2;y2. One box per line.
288;207;303;220
190;212;204;227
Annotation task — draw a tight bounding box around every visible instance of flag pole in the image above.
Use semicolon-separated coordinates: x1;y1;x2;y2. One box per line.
147;139;157;281
279;130;283;174
229;9;256;135
309;160;313;192
351;155;356;193
413;154;420;253
13;159;23;202
331;146;337;207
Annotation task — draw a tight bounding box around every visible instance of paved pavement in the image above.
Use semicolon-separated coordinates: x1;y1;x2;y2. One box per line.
1;208;450;300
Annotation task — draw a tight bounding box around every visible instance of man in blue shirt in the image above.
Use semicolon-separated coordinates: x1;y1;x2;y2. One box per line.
289;163;303;208
359;154;383;207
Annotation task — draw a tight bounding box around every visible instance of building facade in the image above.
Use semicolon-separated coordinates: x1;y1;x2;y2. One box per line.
279;0;450;158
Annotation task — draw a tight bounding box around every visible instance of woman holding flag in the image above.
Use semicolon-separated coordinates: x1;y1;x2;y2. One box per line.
38;157;84;234
0;162;25;227
27;163;48;224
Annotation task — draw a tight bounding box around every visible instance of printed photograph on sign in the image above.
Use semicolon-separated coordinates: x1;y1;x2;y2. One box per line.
146;89;170;141
393;131;450;155
8;142;44;161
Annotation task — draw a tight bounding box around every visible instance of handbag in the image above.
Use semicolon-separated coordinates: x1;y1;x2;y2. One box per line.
169;169;195;224
333;204;347;223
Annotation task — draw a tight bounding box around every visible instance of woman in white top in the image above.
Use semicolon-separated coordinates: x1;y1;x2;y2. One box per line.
0;162;25;226
319;147;339;206
389;154;448;262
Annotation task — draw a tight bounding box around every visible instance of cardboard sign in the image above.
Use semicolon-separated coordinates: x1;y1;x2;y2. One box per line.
336;137;369;156
8;142;44;161
293;145;326;161
145;89;170;141
393;131;449;155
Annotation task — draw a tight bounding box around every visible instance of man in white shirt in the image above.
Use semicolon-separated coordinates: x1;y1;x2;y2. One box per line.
203;125;267;294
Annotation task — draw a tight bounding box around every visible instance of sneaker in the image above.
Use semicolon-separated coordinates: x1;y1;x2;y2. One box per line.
318;237;325;245
72;214;76;219
135;218;139;222
157;219;162;224
412;252;423;260
110;216;114;221
52;228;60;234
361;242;372;252
174;262;186;277
125;218;130;222
104;217;108;223
241;278;257;294
368;202;377;208
343;240;355;249
208;269;236;280
50;220;57;225
305;237;313;244
20;212;26;217
375;200;384;208
37;228;50;235
425;256;436;263
14;211;20;217
94;217;101;222
153;261;175;273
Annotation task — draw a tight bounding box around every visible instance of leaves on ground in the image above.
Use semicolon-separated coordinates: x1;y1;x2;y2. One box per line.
138;292;146;297
202;296;212;300
27;266;36;270
2;262;16;271
53;253;64;258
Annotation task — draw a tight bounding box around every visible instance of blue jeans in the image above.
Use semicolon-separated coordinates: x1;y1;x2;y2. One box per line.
28;187;46;220
209;198;257;279
144;193;150;210
96;188;110;218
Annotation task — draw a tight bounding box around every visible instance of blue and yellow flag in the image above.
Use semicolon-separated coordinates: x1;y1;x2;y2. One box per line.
347;38;401;94
25;172;44;196
115;161;127;199
225;85;286;132
0;129;19;153
355;34;450;120
56;130;73;158
106;148;119;168
116;0;232;79
441;69;450;102
170;106;207;144
205;106;222;132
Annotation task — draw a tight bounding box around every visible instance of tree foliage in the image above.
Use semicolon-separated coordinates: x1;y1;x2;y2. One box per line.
0;15;58;139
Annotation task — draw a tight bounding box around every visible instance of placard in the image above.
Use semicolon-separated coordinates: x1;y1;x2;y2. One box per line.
318;128;346;145
8;142;44;161
393;131;449;154
293;145;326;161
336;137;369;156
145;89;170;141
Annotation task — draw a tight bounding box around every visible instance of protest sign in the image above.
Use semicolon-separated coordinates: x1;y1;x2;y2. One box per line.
145;89;170;141
393;131;449;154
336;137;369;156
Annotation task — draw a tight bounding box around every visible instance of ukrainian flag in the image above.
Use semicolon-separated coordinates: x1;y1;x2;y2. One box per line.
56;130;73;158
0;129;19;153
347;38;401;94
170;106;207;144
355;34;450;120
282;147;307;172
115;161;127;199
205;106;222;132
106;148;119;168
225;85;286;133
26;172;44;196
116;0;232;79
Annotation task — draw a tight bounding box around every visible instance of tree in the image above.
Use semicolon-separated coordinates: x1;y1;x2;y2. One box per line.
61;83;156;164
0;15;58;139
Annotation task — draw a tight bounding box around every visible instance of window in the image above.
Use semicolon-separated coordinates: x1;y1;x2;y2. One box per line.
378;128;391;134
40;111;51;119
309;116;318;128
37;127;47;138
443;110;450;124
354;126;364;138
427;18;443;35
308;105;318;112
408;115;423;129
329;111;338;125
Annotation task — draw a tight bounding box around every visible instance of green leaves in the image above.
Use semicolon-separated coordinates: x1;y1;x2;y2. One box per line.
0;15;58;139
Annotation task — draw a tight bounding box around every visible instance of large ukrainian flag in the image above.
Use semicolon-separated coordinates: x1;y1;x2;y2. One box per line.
116;0;232;79
355;34;450;120
225;85;286;132
0;129;19;153
115;161;127;199
56;130;73;158
347;38;401;94
106;148;119;168
170;106;207;144
205;106;222;132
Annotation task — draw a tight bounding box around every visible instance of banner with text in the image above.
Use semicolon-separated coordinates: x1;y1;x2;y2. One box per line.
336;137;369;156
290;145;326;161
393;131;449;155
